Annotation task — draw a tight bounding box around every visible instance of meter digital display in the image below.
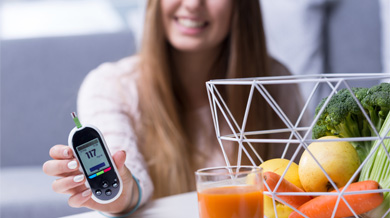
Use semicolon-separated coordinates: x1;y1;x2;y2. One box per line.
76;138;111;178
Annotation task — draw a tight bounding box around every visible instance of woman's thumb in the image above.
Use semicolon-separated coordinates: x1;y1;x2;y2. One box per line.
112;150;127;172
112;150;134;191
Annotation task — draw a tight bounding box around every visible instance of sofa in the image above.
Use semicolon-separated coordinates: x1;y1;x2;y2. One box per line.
1;31;136;218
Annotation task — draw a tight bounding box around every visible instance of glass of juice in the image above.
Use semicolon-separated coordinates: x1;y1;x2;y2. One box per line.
195;166;263;218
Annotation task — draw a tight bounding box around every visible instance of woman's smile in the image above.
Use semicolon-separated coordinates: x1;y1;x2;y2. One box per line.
174;17;209;35
161;0;232;52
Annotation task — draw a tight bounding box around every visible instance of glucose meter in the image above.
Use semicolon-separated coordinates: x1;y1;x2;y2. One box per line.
68;112;123;204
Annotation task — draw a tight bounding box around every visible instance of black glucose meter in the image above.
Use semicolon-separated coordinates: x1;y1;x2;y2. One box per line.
68;112;123;204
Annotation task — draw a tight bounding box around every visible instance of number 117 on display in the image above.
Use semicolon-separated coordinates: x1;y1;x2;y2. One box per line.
86;149;96;159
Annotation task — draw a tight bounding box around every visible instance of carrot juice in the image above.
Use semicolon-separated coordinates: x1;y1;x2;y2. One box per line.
197;185;263;218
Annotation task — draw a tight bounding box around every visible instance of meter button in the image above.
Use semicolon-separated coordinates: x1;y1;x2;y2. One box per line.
105;189;112;196
102;181;109;188
95;190;102;196
112;182;118;188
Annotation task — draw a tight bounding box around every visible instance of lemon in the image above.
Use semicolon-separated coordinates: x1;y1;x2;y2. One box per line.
259;158;302;218
260;158;303;189
264;195;294;218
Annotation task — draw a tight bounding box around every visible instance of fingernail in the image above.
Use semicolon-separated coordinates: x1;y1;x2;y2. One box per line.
73;174;84;183
63;148;69;157
82;189;92;197
67;160;77;170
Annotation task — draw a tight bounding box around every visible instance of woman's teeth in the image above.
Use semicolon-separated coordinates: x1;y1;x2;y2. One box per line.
178;18;206;28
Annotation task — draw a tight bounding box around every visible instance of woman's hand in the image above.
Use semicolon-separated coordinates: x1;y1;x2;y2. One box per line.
43;145;139;215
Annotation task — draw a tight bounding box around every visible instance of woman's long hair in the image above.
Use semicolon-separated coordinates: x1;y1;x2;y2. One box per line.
137;0;283;198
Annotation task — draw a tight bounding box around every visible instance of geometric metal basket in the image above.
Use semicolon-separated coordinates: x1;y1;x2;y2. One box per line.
206;73;390;218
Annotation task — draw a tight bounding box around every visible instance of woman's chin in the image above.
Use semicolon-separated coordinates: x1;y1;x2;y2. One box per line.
169;38;217;53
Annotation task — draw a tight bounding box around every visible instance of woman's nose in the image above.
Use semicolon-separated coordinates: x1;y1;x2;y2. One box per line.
182;0;203;12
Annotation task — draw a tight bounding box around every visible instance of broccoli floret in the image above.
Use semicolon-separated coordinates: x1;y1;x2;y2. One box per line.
362;83;390;133
354;87;369;101
313;88;368;138
312;87;371;161
312;83;390;162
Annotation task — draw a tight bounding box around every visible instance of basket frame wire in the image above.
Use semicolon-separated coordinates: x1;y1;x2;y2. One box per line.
206;73;390;218
207;82;264;165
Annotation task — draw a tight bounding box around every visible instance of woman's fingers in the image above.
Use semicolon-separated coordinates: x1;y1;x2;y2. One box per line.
69;151;135;213
52;174;86;194
44;148;136;214
68;188;94;208
43;159;79;177
49;144;73;160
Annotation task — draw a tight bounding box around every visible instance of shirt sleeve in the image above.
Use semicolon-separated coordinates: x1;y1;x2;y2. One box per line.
76;57;154;206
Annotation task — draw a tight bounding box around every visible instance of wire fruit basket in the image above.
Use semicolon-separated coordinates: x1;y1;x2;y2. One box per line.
206;73;390;218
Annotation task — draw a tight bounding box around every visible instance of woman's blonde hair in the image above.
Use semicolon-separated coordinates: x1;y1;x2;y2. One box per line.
137;0;291;198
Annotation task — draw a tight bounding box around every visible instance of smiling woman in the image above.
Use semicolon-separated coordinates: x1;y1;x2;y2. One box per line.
42;0;303;217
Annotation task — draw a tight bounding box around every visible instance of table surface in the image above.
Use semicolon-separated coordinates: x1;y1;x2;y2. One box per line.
62;191;199;218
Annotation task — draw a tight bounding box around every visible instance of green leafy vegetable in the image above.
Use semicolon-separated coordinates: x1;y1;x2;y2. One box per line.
359;111;390;218
312;83;390;218
312;83;390;162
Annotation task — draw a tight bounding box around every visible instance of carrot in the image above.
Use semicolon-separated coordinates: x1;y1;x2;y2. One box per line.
288;180;384;218
263;171;312;209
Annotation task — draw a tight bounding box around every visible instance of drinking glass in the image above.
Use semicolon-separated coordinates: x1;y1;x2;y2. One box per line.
195;166;263;218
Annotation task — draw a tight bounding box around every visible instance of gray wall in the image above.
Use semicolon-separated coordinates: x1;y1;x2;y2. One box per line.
326;0;382;74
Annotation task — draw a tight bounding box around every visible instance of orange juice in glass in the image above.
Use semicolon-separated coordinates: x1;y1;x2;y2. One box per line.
195;166;263;218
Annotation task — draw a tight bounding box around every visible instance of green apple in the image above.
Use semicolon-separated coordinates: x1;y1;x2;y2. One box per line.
299;136;360;192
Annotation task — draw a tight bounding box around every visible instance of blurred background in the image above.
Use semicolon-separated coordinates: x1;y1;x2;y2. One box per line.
0;0;389;217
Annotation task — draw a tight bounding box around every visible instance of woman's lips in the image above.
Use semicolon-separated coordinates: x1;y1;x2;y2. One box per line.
175;17;208;35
